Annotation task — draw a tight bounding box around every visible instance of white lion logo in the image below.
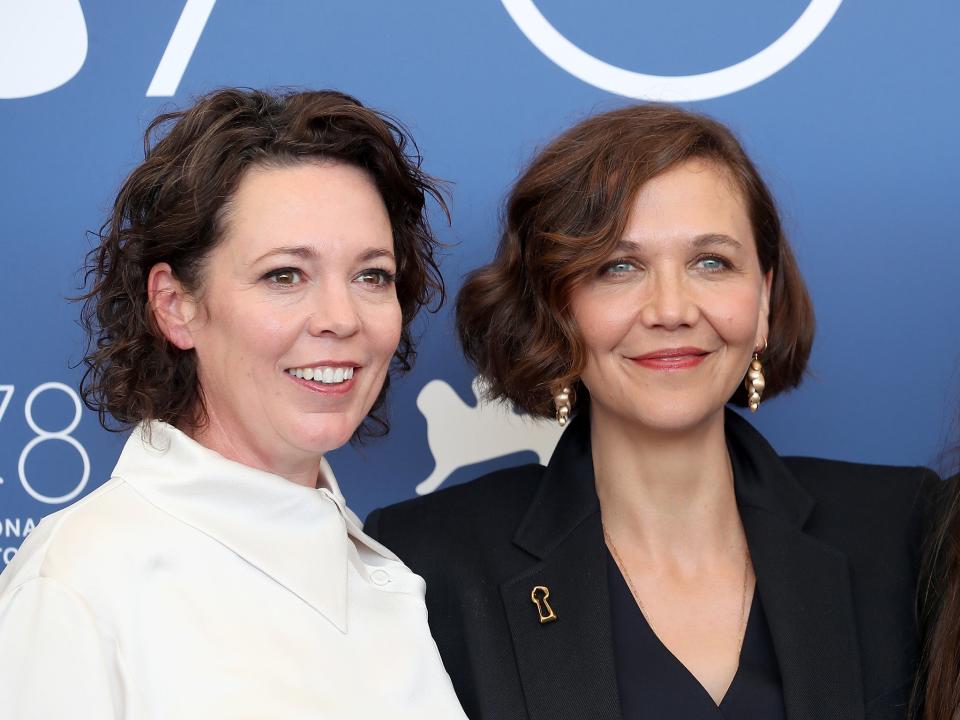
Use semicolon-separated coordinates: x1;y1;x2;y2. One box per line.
415;376;564;495
0;0;88;99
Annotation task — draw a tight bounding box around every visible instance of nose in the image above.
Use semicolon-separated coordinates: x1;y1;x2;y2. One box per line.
306;281;361;338
639;270;699;330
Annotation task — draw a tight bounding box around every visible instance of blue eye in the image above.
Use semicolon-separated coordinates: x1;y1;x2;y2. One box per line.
695;256;728;272
601;259;638;275
265;268;302;286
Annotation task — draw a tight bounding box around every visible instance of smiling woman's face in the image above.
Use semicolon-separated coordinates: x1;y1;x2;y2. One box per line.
175;161;401;478
569;159;771;435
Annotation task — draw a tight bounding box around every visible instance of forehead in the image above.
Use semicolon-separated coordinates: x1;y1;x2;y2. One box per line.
625;159;752;246
220;160;394;256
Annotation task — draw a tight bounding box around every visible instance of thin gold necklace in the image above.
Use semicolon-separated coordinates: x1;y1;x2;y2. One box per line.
603;527;752;656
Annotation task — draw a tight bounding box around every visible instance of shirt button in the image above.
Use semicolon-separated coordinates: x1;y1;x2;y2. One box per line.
370;569;390;586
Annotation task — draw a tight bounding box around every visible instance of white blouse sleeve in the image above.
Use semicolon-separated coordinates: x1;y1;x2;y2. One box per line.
0;577;124;719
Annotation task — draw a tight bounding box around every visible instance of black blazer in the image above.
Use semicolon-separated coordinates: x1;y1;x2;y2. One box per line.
366;410;939;720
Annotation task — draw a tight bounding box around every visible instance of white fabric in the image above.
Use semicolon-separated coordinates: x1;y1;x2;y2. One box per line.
0;421;467;720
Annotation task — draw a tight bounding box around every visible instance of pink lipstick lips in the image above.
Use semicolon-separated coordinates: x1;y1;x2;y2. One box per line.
631;347;709;371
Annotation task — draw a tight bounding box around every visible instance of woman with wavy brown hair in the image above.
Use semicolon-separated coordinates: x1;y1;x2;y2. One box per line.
367;104;938;720
0;89;467;720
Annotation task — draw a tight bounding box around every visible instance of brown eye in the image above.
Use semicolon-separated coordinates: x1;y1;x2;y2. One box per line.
355;269;395;287
266;268;302;286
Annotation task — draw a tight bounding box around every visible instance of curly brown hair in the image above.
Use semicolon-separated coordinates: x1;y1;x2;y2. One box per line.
456;103;814;418
79;88;446;439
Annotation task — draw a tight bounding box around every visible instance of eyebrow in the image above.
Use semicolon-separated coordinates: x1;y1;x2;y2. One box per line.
691;233;743;250
251;245;396;265
615;233;743;252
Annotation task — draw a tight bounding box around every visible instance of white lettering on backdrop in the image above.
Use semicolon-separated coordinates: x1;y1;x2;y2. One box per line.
500;0;844;101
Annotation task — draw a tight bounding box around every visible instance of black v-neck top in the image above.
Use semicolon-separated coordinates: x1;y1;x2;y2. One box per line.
608;552;787;719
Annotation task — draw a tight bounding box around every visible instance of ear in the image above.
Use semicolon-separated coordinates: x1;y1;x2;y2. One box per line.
148;263;198;350
756;269;773;349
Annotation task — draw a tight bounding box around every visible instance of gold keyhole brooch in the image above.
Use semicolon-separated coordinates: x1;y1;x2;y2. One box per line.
530;585;558;624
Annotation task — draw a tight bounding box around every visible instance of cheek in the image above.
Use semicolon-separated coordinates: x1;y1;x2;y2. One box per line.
580;323;620;359
365;300;403;363
200;295;300;375
571;289;637;356
702;286;762;346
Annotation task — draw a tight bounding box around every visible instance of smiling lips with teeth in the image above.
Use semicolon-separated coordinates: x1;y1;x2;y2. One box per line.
286;366;355;384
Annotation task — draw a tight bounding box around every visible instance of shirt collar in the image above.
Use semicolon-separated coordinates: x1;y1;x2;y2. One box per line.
112;421;388;633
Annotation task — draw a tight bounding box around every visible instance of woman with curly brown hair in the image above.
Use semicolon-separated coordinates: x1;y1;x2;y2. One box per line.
367;105;939;720
0;89;467;720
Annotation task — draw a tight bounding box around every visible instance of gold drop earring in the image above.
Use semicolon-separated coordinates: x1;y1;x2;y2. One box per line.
744;344;766;413
553;386;572;426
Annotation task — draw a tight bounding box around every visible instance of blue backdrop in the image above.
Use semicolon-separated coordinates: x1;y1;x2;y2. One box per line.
2;0;958;567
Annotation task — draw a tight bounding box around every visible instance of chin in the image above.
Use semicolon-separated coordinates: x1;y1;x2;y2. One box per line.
289;415;360;455
619;402;720;435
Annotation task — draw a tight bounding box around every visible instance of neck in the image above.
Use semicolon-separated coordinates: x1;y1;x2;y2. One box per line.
187;412;323;489
591;407;743;565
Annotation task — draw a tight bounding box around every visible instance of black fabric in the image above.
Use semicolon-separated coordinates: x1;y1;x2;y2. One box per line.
610;555;787;720
365;409;939;720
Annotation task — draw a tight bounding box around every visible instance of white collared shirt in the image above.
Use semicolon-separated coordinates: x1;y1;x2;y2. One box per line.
0;422;468;720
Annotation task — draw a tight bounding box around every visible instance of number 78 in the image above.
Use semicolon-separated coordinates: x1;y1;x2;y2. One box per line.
0;383;91;505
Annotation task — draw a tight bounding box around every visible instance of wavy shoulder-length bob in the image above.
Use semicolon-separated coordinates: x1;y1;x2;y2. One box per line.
457;104;814;418
80;88;446;439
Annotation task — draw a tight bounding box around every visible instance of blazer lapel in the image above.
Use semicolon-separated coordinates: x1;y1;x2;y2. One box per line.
729;411;865;720
498;409;866;720
501;415;622;720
